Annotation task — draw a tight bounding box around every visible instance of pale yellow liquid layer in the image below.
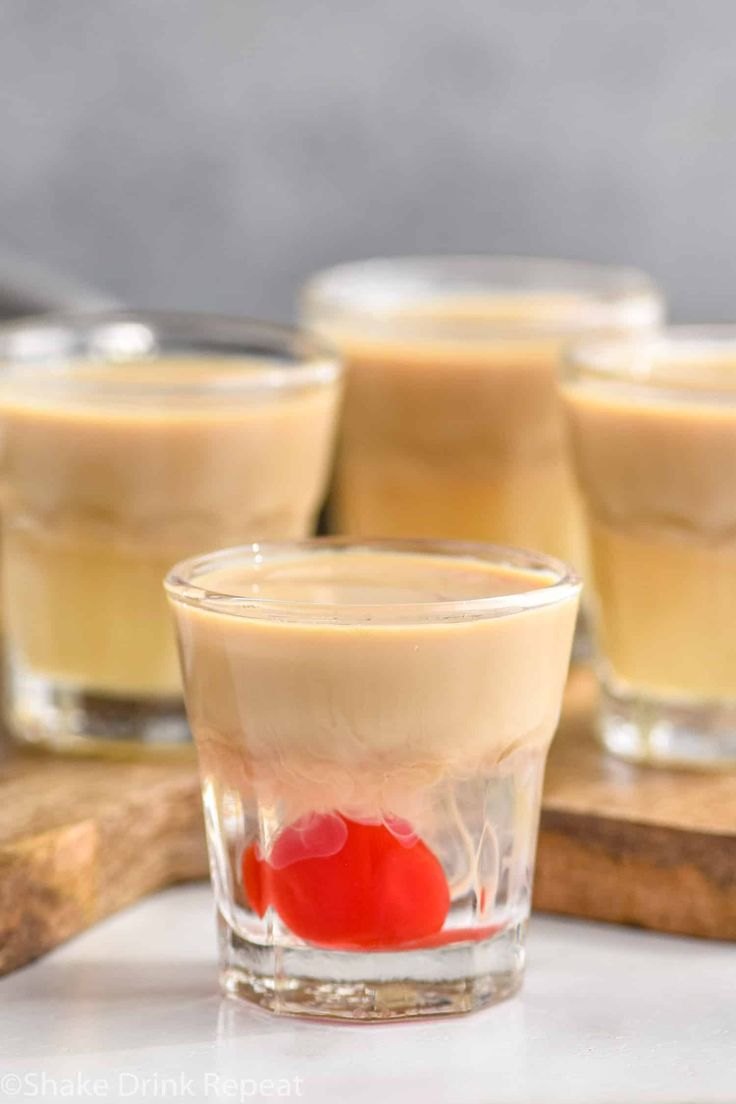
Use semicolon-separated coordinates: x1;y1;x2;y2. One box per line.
171;549;579;821
564;373;736;701
590;522;736;699
307;294;650;571
334;447;579;563
5;529;186;696
0;358;340;698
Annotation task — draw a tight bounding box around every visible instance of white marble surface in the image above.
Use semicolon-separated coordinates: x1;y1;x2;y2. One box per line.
2;884;735;1103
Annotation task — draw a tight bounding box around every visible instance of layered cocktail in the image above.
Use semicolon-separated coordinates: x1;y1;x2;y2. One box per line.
0;313;341;751
562;327;736;766
167;538;580;1019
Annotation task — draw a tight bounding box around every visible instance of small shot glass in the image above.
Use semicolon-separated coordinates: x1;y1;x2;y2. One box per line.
562;326;736;768
166;538;580;1021
0;312;341;754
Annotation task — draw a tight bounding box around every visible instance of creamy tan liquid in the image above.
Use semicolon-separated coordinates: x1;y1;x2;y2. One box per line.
563;374;736;699
170;549;579;823
308;294;647;571
0;358;340;698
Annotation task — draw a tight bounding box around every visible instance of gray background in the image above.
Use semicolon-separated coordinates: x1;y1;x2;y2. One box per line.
1;0;734;322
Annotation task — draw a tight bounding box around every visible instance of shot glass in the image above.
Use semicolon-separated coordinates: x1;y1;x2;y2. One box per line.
562;326;736;768
166;538;580;1020
0;312;341;753
300;256;663;575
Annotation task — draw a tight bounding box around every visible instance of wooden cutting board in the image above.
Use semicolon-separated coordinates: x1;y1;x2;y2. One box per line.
1;667;734;976
537;669;736;940
0;742;206;976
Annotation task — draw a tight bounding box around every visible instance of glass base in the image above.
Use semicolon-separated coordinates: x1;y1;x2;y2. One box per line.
6;661;191;757
600;680;736;769
218;915;525;1021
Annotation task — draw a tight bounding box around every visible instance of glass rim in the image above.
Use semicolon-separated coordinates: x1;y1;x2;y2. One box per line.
564;324;736;402
164;537;582;625
0;309;341;402
300;254;663;339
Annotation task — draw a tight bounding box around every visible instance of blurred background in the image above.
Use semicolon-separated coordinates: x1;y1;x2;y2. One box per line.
1;0;734;321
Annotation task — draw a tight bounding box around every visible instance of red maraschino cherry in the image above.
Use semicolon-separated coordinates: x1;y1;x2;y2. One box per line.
242;813;450;949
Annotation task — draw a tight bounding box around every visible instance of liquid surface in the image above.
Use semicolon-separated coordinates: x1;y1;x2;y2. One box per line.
193;549;555;607
0;355;326;414
348;291;632;332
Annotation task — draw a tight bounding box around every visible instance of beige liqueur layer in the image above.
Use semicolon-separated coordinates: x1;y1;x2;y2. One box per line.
311;293;636;573
563;373;736;699
171;549;579;823
0;358;340;698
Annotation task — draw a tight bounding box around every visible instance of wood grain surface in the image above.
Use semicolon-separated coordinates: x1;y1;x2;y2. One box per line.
536;668;736;940
0;741;206;976
1;667;734;976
